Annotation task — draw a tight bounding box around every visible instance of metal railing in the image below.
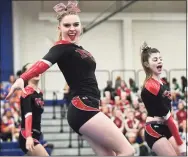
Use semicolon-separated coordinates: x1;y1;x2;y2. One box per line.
68;128;73;148
169;69;187;83
1;69;186;155
77;135;82;156
52;91;58;119
60;101;67;133
111;69;137;87
136;69;169;87
40;68;186;122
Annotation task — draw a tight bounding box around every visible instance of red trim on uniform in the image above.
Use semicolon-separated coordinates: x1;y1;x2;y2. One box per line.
21;130;39;143
71;96;100;112
25;115;32;138
145;78;160;96
54;40;71;45
145;124;162;138
20;61;50;81
165;116;183;145
39;88;43;94
21;86;35;98
161;79;166;84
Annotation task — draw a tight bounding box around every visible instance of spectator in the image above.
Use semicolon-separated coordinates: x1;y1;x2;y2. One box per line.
16;70;22;78
162;77;170;90
124;110;139;144
120;91;130;106
176;102;187;131
132;100;142;121
63;83;71;107
172;78;180;92
180;119;188;145
184;87;188;108
138;112;147;141
103;80;115;99
114;76;122;90
0;82;6;100
100;97;112;118
4;75;16;95
171;91;179;111
104;91;114;105
112;109;125;133
1;108;19;142
129;78;138;93
116;80;132;103
181;76;187;94
114;96;127;114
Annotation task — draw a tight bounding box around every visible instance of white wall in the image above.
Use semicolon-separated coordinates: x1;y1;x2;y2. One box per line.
12;1;187;99
79;20;123;90
132;20;186;87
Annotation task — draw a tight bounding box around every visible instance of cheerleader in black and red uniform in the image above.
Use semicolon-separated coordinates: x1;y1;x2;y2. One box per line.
140;43;186;156
6;1;134;156
18;63;49;156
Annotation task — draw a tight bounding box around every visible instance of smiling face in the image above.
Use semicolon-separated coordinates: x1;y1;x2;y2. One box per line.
58;14;82;43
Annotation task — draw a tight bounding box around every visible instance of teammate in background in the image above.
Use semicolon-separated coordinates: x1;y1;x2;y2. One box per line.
18;63;49;156
140;42;186;156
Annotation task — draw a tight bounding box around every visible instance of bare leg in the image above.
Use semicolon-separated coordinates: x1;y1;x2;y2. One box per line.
27;144;49;156
82;135;116;156
152;137;177;156
79;112;135;156
169;136;180;155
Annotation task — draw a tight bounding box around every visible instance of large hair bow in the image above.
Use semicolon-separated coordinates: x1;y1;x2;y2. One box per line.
53;0;81;17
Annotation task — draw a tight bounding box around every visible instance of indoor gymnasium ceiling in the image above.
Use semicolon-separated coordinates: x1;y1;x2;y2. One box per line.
39;1;186;13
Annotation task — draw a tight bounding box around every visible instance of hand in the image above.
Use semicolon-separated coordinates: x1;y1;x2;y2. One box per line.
26;136;34;151
5;78;26;100
178;142;187;156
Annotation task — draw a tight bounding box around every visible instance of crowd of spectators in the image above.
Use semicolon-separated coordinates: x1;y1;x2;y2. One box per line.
0;74;54;152
100;76;187;155
0;74;187;155
0;75;21;142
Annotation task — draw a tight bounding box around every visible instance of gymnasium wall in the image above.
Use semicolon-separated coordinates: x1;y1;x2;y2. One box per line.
1;0;14;81
12;1;187;99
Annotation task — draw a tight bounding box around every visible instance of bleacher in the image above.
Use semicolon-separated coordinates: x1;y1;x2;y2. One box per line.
0;73;187;156
0;141;52;156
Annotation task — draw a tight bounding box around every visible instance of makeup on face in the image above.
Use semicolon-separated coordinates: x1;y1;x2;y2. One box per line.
59;15;81;43
148;53;163;75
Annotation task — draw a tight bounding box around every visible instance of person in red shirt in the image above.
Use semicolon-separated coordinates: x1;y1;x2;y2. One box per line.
112;110;124;133
124;110;139;144
138;112;147;141
176;102;187;130
1;108;19;141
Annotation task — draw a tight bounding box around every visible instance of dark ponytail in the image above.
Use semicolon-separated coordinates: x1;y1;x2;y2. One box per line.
21;63;31;87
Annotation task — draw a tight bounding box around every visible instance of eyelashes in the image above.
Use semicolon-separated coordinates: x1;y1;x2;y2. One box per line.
63;23;80;28
152;58;163;62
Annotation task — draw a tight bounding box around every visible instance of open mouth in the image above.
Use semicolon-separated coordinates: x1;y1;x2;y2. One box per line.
68;33;76;41
157;65;162;71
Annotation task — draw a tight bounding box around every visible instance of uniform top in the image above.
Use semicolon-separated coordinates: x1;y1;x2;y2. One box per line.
141;78;172;118
20;86;44;132
42;41;100;99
